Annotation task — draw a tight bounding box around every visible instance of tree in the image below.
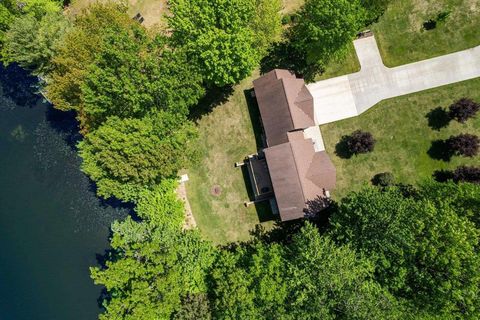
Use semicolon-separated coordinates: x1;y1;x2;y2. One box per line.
331;186;480;317
2;11;70;75
210;224;404;319
92;218;216;320
168;0;266;86
78;111;197;202
448;98;480;123
45;2;134;113
453;166;480;184
290;0;365;68
173;293;212;320
347;130;376;154
285;224;403;319
80;32;204;131
447;133;479;157
91;181;216;320
372;172;395;187
250;0;283;56
361;0;391;24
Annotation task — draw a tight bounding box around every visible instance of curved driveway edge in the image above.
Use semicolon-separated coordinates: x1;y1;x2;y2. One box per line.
308;35;480;125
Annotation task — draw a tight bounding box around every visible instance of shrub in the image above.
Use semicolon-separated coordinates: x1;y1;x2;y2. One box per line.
453;166;480;184
347;130;376;154
447;134;479;157
372;172;395;187
448;98;480;123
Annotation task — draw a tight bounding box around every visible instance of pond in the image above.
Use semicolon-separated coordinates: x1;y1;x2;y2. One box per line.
0;65;127;319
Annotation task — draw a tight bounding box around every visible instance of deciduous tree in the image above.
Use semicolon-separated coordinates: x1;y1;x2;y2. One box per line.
290;0;365;67
2;11;70;75
331;186;480;317
78;111;197;201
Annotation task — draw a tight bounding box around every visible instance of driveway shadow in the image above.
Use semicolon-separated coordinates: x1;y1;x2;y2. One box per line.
426;107;450;130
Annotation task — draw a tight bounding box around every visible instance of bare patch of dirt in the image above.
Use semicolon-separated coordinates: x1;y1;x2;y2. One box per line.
211;185;222;197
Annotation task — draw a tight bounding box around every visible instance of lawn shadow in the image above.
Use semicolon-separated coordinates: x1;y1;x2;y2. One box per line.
432;169;454;182
335;135;353;159
426;107;450;130
189;85;234;122
244;88;266;150
428;139;453;161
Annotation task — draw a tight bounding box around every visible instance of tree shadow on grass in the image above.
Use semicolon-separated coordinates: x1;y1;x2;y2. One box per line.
188;85;234;122
428;139;453;161
260;42;324;83
426;107;451;131
335;135;353;159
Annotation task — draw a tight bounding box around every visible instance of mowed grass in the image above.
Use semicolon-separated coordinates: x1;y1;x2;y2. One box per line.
186;72;276;244
318;0;480;79
321;78;480;199
69;0;167;28
373;0;480;66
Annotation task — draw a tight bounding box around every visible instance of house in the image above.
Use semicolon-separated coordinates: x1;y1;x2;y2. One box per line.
249;70;336;221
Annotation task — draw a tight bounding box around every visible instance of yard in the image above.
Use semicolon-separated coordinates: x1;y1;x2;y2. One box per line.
69;0;167;28
186;72;276;244
186;0;480;243
321;78;480;199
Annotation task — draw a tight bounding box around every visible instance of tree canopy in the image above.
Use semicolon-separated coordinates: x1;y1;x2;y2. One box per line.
290;0;365;66
2;10;70;74
168;0;282;86
78;111;197;202
330;184;480;317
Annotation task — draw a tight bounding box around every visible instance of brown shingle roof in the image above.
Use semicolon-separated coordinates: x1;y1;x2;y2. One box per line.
253;70;315;146
264;134;336;221
253;69;336;221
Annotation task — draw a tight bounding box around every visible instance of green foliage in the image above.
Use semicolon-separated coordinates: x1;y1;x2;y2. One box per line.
45;2;133;113
211;243;288;319
78;111;197;202
331;185;480;317
173;293;212;320
135;179;184;227
91;218;216;320
291;0;365;67
250;0;283;56
210;223;403;319
169;0;280;86
361;0;391;24
81;31;204;130
2;11;70;74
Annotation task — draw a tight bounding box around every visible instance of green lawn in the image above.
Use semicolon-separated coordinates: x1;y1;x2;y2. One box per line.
321;78;480;199
373;0;480;67
186;72;276;245
320;0;480;79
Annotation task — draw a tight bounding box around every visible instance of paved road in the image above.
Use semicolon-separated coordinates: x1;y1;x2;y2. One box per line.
308;36;480;125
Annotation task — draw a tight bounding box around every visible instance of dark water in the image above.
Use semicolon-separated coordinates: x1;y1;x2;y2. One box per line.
0;65;127;319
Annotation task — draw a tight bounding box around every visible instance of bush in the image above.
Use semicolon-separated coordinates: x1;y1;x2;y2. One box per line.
453;166;480;184
448;98;480;123
347;130;376;154
447;134;479;157
372;172;394;187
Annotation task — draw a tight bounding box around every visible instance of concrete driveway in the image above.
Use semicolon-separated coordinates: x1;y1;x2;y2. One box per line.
308;36;480;125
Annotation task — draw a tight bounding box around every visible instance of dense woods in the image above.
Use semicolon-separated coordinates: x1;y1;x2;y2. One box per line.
2;0;479;319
